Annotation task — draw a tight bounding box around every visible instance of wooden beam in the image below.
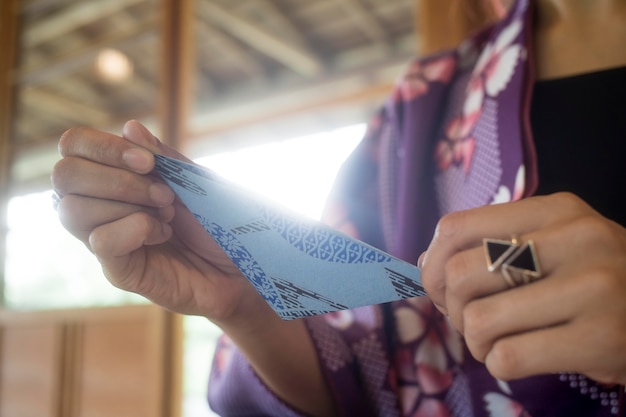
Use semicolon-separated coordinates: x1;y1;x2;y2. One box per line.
195;19;265;78
189;57;409;140
198;1;324;77
21;87;112;127
244;0;312;50
338;0;388;43
0;0;20;307
17;21;157;87
23;0;145;47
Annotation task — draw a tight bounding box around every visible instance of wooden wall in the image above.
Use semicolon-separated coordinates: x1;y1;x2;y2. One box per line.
0;304;182;417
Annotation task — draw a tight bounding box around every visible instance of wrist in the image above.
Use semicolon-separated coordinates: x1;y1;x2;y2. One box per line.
210;297;286;340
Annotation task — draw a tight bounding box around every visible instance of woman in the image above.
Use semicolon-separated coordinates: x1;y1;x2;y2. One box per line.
52;0;626;415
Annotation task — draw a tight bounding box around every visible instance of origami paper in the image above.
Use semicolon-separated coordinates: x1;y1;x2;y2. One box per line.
154;154;424;320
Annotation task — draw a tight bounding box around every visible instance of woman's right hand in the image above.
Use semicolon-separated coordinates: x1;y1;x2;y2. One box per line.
51;120;274;328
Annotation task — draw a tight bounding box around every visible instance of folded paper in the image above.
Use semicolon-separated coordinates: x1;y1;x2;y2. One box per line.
154;154;425;320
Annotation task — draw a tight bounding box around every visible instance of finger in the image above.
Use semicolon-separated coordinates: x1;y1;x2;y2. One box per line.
484;318;626;384
464;261;626;363
462;271;579;361
122;120;193;163
444;222;567;331
59;126;155;174
440;193;593;248
444;246;508;331
421;193;595;308
57;194;174;243
89;212;173;288
90;211;173;257
454;214;626;357
52;157;174;207
461;276;560;360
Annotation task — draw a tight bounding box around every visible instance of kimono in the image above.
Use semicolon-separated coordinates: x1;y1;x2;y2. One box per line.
207;0;625;415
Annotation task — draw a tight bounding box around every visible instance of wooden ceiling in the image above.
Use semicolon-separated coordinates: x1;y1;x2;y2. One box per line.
9;0;418;191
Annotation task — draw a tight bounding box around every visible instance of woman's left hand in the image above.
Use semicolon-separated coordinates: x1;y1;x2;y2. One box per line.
420;192;626;385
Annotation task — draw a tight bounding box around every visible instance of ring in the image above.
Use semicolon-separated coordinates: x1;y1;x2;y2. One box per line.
483;236;542;288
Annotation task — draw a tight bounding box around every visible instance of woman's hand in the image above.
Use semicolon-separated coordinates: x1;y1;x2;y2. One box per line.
51;120;273;327
420;192;626;385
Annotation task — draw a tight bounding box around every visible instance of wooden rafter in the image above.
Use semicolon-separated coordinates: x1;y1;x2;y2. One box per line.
338;0;388;43
9;0;418;192
189;55;410;140
21;87;112;126
195;18;265;78
23;0;146;47
242;0;311;50
18;21;157;87
198;0;324;77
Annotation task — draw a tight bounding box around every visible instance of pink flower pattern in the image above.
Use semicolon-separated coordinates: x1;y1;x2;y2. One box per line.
395;56;457;102
392;299;463;416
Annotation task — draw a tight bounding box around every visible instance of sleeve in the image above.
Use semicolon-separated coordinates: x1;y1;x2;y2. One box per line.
207;108;402;416
207;306;400;417
207;335;306;417
305;305;401;416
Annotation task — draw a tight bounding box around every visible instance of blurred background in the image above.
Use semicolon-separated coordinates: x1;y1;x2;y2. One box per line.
0;0;498;416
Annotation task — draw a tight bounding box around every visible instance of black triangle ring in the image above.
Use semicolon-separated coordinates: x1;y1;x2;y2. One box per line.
483;237;542;288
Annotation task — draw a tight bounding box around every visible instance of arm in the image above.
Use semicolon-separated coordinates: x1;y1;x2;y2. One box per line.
52;120;336;417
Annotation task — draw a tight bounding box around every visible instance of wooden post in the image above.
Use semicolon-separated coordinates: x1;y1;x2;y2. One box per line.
159;0;194;151
156;1;192;415
0;0;21;307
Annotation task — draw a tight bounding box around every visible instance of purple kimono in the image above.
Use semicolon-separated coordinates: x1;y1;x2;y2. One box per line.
208;0;625;415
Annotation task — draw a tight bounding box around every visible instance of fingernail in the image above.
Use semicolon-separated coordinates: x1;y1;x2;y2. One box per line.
158;205;175;222
124;120;161;146
417;251;427;269
433;302;448;317
149;182;175;207
122;148;153;173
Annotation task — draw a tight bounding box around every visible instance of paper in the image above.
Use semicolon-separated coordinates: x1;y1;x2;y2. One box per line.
154;154;424;320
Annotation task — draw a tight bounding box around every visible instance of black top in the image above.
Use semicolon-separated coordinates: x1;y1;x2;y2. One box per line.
531;66;626;227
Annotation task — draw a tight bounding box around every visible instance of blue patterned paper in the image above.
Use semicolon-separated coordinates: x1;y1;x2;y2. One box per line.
154;154;425;320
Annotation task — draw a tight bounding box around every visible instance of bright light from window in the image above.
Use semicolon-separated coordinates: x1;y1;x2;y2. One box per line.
195;124;364;220
5;190;144;309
